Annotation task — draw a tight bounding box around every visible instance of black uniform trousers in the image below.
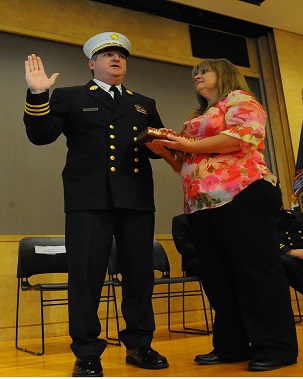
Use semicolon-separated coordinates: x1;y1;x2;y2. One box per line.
66;208;155;358
187;179;298;364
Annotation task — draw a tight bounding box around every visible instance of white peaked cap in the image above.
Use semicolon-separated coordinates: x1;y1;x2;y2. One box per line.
83;32;131;59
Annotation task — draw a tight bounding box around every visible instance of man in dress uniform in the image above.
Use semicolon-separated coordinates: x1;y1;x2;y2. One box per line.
279;207;303;294
23;32;168;377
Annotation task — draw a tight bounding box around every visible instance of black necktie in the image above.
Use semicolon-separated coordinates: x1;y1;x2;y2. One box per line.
110;86;121;105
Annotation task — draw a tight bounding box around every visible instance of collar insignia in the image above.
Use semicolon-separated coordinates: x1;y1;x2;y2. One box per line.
90;85;99;91
126;89;133;95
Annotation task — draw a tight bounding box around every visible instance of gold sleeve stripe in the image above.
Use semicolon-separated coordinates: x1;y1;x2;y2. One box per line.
24;109;50;116
25;106;49;113
25;101;50;108
24;101;50;116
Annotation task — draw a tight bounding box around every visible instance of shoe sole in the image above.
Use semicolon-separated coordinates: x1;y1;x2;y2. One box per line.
72;374;103;377
248;364;284;371
194;358;224;365
126;356;169;369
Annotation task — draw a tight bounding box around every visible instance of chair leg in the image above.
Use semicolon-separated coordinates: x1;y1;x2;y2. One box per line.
15;280;21;351
168;281;213;335
15;283;44;355
294;290;302;323
105;283;121;346
182;281;213;334
40;290;45;355
209;305;214;329
183;282;213;334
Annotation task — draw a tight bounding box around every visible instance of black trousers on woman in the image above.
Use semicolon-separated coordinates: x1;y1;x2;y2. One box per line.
65;209;156;358
187;179;298;364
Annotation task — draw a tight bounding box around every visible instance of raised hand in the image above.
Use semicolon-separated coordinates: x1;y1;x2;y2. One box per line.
25;54;60;93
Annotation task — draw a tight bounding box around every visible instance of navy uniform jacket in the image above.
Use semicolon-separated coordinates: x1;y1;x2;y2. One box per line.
278;209;303;255
24;80;163;212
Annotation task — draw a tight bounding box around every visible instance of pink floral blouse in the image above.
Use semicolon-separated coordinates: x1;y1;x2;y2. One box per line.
180;90;277;214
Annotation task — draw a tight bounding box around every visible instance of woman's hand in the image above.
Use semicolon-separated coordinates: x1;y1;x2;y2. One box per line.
162;134;195;152
145;139;183;173
161;133;240;154
145;139;174;159
287;249;303;259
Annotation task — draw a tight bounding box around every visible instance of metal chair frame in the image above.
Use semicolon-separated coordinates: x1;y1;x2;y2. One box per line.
15;237;120;355
293;289;302;323
152;240;213;335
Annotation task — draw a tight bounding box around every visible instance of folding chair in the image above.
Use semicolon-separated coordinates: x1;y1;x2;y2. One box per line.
15;236;121;355
102;238;121;345
152;239;213;335
178;254;214;334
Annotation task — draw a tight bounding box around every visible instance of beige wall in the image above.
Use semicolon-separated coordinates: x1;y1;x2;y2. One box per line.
0;0;196;67
274;29;303;155
0;0;261;235
0;0;263;71
1;1;301;156
0;0;299;163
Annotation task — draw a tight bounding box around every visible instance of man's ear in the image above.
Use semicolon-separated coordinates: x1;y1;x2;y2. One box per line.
88;60;94;70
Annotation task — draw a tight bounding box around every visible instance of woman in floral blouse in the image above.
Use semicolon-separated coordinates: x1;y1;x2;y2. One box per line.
146;58;298;372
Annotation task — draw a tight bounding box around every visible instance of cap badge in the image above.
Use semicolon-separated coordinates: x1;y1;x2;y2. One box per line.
111;33;120;41
90;85;99;91
126;89;133;95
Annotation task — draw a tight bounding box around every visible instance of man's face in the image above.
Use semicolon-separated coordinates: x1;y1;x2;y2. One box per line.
88;49;127;85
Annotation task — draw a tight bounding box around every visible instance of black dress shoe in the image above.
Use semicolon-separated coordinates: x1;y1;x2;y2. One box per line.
194;352;224;365
248;360;285;371
72;355;103;377
195;351;251;365
126;346;169;369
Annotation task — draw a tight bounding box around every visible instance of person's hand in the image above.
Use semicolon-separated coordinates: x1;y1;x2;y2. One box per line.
145;139;173;159
287;249;303;259
25;54;60;93
158;133;195;153
146;139;183;173
159;127;174;133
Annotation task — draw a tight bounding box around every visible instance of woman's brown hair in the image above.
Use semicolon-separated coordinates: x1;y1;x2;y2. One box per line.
190;58;251;119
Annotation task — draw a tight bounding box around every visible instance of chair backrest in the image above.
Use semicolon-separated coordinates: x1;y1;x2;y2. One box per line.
152;240;170;277
17;237;68;279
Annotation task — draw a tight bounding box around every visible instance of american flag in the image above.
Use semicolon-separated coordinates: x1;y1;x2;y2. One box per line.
292;123;303;209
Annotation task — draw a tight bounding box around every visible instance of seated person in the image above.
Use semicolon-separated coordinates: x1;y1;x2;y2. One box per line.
173;210;303;295
279;207;303;295
172;214;200;277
